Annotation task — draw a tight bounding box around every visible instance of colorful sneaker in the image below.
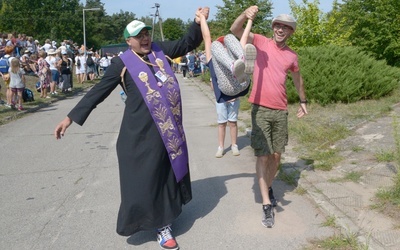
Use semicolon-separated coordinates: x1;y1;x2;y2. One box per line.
232;59;246;83
231;144;240;156
244;44;257;74
157;225;179;250
269;187;278;207
215;146;224;158
262;204;275;228
17;105;24;111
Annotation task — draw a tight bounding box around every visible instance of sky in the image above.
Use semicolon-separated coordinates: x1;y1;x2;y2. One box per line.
96;0;340;21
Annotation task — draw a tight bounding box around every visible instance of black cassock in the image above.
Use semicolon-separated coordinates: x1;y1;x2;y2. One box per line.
67;21;203;236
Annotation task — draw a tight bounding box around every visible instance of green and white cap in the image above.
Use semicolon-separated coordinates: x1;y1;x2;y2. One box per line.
124;20;152;39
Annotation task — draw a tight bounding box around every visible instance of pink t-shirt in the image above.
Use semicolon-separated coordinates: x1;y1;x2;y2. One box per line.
249;34;299;110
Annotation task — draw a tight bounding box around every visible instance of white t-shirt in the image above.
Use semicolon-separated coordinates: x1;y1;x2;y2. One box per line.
45;56;60;71
99;57;110;67
8;68;25;88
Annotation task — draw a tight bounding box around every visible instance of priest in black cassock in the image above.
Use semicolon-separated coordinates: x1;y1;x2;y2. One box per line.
54;7;210;250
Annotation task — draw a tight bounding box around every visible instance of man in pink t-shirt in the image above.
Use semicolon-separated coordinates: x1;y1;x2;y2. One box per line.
231;5;308;228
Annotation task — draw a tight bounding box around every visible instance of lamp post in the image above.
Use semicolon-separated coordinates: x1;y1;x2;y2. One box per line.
83;7;100;75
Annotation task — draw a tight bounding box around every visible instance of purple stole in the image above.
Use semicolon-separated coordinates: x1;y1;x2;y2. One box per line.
120;44;189;182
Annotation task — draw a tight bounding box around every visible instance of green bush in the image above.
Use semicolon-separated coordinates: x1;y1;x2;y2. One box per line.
287;45;400;105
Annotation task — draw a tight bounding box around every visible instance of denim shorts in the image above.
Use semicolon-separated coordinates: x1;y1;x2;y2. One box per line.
51;69;60;82
250;104;288;156
216;99;240;123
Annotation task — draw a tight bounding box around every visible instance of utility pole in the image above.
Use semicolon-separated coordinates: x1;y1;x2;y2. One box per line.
151;3;164;41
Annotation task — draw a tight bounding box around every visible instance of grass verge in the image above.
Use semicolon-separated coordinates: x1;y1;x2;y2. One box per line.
0;75;98;125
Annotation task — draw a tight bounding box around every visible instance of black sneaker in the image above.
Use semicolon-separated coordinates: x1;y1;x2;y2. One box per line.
269;187;278;207
262;204;275;228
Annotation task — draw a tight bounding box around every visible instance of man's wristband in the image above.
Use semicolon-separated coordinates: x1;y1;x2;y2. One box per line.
300;99;308;104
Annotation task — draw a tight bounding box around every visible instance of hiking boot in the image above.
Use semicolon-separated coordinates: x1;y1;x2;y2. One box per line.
244;44;257;74
262;204;275;228
269;187;278;207
157;225;179;250
231;144;240;156
215;146;224;158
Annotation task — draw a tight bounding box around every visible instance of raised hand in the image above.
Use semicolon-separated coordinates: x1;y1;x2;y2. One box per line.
195;7;210;24
245;5;258;20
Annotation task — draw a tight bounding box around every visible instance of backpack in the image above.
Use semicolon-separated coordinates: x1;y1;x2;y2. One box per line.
0;57;9;74
86;56;94;66
36;81;41;92
22;88;34;102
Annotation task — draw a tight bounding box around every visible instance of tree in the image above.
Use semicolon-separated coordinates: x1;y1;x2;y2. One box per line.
337;0;400;66
214;0;273;35
162;18;185;41
0;0;81;42
321;0;352;46
289;0;325;48
102;11;137;45
81;0;105;50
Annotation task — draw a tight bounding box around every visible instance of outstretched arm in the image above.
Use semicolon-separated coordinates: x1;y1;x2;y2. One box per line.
54;116;72;139
230;5;258;44
198;7;212;62
240;19;253;48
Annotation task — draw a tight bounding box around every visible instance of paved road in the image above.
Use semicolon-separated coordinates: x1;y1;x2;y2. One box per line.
0;74;334;249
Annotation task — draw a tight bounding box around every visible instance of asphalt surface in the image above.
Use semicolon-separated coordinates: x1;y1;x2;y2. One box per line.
1;73;399;249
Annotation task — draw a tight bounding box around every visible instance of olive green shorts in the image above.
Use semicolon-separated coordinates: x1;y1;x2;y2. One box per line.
250;104;288;156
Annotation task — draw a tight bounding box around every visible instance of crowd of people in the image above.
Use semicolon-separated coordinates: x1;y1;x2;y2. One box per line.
171;50;208;78
0;33;115;109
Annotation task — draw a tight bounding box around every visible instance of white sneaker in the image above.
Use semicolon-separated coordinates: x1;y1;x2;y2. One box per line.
215;146;224;158
244;44;257;74
231;144;240;156
232;59;246;83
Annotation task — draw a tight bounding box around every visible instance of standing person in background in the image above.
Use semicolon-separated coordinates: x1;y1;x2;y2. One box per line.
37;50;51;98
85;52;95;80
75;50;86;84
197;8;256;158
187;51;196;77
230;6;308;228
180;55;189;79
41;39;52;52
199;51;207;75
45;49;61;95
54;7;209;250
26;37;37;54
60;51;73;92
175;56;181;73
93;51;100;78
99;53;110;75
1;46;15;107
8;58;25;110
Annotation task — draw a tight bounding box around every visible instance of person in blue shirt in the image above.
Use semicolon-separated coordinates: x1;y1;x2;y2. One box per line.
198;8;256;158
